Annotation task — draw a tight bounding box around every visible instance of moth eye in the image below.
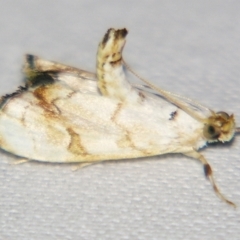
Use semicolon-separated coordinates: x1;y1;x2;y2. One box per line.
203;124;221;140
217;111;229;119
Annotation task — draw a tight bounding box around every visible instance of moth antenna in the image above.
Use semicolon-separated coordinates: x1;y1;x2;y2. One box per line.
122;59;211;122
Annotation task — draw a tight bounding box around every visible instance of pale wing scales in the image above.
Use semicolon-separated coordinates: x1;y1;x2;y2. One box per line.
0;80;205;162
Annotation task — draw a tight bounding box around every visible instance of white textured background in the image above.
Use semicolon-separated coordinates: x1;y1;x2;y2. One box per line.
1;1;240;239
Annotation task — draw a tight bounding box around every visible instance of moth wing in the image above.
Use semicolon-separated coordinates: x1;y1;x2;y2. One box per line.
0;80;188;163
24;54;99;94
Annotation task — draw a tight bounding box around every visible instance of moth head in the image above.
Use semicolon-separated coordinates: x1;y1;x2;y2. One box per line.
203;111;236;143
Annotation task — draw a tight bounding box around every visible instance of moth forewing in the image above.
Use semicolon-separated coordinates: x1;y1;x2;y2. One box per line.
0;28;238;207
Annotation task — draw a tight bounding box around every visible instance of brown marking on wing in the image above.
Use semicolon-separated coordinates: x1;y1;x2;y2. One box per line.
45;123;68;146
138;91;146;102
67;128;88;156
110;104;137;150
33;85;60;117
66;90;78;99
117;130;152;155
110;104;152;155
111;102;123;122
20;105;30;127
117;130;137;149
111;102;150;155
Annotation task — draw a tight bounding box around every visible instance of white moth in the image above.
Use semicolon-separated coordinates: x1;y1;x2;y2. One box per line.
0;28;239;207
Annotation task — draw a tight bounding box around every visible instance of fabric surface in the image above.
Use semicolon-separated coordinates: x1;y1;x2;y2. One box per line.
1;1;240;239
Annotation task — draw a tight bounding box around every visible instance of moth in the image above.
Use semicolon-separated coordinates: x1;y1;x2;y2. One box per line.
0;28;239;206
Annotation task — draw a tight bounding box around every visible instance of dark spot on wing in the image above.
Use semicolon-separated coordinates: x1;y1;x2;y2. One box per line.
27;72;55;88
169;111;177;120
138;91;145;101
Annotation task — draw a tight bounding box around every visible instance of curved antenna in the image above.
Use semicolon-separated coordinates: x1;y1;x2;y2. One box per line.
123;59;211;122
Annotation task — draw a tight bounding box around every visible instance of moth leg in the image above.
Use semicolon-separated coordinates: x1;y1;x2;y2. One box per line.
96;28;138;102
11;158;30;165
71;162;95;171
184;150;236;207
